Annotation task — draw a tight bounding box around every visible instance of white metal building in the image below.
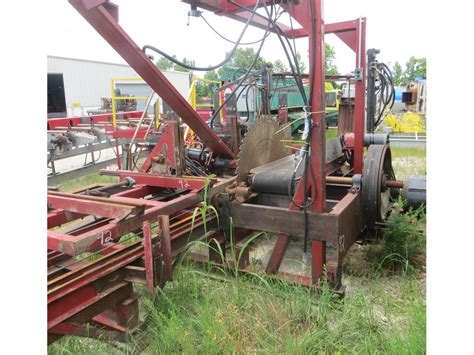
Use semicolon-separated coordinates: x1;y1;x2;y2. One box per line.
47;56;190;117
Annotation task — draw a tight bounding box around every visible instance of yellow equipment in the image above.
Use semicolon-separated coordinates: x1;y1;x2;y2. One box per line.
384;112;425;133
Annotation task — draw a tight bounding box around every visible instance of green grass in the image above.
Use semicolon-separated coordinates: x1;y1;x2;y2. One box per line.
391;147;426;179
49;146;426;354
58;172;118;192
391;146;426;159
49;263;425;354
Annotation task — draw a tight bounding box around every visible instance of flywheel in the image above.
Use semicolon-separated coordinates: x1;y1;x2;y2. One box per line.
362;144;396;229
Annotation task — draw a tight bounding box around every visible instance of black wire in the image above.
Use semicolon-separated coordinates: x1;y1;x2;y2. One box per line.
231;0;317;213
229;0;308;109
373;62;395;128
208;4;278;130
142;1;261;71
210;81;255;129
200;13;273;46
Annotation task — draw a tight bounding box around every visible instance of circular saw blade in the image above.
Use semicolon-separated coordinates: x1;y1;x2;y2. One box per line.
236;116;290;184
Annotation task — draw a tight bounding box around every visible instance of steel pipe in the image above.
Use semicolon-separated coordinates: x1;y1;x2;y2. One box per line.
326;176;404;188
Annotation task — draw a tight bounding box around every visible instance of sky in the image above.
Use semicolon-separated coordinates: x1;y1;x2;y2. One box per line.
46;0;428;76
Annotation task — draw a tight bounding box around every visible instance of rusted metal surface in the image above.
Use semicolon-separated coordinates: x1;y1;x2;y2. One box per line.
160;215;173;281
143;222;154;294
265;234;290;274
230;202;338;242
48;190;202;256
103;170;213;191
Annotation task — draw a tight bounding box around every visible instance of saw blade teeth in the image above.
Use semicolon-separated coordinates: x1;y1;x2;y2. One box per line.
236;116;290;184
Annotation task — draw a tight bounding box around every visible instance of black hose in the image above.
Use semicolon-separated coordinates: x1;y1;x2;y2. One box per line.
142;1;261;71
207;5;277;130
200;13;273;46
229;0;308;109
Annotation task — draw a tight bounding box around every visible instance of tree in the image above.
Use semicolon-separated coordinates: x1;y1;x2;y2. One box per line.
404;56;426;81
272;59;288;73
204;70;219;82
156;56;174;70
324;43;338;75
391;57;426;86
174;57;195;72
295;52;307;73
217;48;270;76
196;70;220;101
392;61;404;86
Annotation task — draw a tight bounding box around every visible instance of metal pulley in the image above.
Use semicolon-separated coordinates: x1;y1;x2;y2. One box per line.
362;144;396;229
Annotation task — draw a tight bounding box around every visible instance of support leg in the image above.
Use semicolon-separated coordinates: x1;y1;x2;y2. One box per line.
265;234;290;274
143;222;154;294
160;215;172;281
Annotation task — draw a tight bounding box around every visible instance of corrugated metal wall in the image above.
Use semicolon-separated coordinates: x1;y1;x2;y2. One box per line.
47;56;190;116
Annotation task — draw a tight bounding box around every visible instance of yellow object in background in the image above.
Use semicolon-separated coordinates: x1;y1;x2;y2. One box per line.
384;112;425;133
384;113;401;132
399;112;425;133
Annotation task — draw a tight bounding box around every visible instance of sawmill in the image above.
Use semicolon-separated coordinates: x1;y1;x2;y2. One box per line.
47;0;427;345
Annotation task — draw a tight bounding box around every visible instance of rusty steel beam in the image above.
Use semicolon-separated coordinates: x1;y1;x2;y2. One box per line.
47;194;143;220
47;191;201;256
69;0;235;158
265;234;290;274
160;215;173;281
231;202;338;242
102;170;213;191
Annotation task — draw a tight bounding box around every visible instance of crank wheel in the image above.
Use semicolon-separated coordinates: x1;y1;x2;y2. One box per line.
362;144;396;229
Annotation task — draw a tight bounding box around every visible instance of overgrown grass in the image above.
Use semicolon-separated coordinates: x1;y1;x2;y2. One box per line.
391;147;426;179
368;201;426;274
141;263;425;354
49;263;425;354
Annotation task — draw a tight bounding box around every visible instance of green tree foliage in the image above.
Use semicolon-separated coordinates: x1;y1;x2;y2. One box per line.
174;57;195;72
272;59;288;73
217;48;270;76
156;56;196;72
392;57;426;86
392;61;404;86
156;56;174;70
404;57;426;81
204;70;219;82
295;52;306;73
196;70;221;102
324;43;338;75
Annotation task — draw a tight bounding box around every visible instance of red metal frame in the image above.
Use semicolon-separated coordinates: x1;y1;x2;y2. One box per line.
47;178;231;342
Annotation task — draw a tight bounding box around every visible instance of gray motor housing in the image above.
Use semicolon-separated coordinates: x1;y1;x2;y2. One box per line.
402;175;426;204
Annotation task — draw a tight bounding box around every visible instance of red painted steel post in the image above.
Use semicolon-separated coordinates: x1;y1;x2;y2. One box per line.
353;18;366;174
160;215;173;281
143;221;154;294
288;0;326;214
308;0;326;213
